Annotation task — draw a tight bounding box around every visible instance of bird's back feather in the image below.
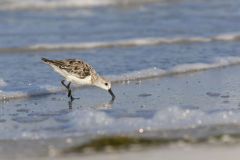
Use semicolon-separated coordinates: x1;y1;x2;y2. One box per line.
42;58;96;79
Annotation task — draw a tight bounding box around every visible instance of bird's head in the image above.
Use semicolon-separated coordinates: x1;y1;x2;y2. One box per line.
94;76;115;99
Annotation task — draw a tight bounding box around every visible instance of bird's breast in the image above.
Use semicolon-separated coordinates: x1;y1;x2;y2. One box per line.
67;75;92;85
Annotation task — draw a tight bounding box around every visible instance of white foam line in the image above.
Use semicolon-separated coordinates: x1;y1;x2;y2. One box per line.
0;0;114;10
1;56;240;100
0;33;240;53
108;67;167;82
0;0;161;11
28;37;211;52
169;57;240;74
212;33;240;41
0;85;65;100
108;56;240;82
24;33;240;52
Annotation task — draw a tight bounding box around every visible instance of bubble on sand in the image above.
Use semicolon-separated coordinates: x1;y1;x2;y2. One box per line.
12;116;49;123
16;109;29;113
222;100;230;104
221;95;230;98
206;92;221;97
138;93;152;97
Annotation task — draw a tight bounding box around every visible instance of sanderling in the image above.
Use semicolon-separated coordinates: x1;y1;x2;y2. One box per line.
41;58;115;101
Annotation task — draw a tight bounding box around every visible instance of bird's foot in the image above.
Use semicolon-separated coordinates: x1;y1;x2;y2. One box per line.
68;89;80;100
70;96;80;101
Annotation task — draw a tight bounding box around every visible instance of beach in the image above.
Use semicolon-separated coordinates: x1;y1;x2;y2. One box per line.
1;0;240;159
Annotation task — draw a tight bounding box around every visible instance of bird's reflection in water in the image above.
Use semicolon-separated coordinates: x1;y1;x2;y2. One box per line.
68;100;73;110
95;99;114;110
68;98;115;110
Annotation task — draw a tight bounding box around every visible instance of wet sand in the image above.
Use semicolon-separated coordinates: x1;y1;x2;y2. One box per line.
2;136;240;160
57;145;240;160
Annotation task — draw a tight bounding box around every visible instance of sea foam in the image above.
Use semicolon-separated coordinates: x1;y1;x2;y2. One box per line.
69;107;240;133
109;56;240;82
1;33;239;53
9;106;239;139
0;0;160;11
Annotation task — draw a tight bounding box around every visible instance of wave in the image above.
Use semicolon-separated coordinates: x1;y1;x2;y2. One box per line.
0;0;161;11
69;107;240;133
1;56;240;100
10;106;240;140
109;56;240;82
0;85;63;100
3;105;240;140
1;33;240;53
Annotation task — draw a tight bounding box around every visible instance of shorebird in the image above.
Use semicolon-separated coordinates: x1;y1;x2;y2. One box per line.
41;58;115;101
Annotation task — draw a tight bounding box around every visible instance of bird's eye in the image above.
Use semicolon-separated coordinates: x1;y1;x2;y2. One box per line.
105;83;108;86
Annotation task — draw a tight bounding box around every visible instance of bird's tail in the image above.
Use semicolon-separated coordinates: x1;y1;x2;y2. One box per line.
41;57;53;64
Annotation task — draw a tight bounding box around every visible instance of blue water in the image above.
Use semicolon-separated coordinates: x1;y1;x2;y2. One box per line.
0;0;240;142
0;0;240;48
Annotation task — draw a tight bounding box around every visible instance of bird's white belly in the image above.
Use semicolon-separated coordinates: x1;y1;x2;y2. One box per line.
51;65;91;85
67;75;91;85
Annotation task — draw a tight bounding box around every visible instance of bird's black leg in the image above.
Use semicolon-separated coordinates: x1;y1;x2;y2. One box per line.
67;88;71;97
61;80;68;89
61;80;72;97
61;80;73;98
66;82;72;97
61;80;80;101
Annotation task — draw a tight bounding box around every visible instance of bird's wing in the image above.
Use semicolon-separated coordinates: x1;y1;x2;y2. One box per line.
51;59;95;79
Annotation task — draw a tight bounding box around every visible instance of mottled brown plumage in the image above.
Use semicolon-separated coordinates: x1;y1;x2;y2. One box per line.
44;59;96;79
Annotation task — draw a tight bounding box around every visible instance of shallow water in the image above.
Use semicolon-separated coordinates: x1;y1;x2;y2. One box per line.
0;0;240;157
1;65;240;140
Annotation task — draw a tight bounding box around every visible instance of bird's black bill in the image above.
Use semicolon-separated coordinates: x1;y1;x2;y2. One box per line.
108;89;115;100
